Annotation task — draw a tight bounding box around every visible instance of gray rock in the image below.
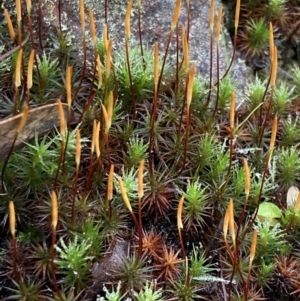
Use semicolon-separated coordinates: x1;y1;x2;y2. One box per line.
1;0;252;106
40;0;252;106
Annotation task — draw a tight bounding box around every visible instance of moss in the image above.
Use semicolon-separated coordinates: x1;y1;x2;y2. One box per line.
1;0;300;300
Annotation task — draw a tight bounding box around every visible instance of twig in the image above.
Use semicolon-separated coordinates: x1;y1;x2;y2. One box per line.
0;34;29;62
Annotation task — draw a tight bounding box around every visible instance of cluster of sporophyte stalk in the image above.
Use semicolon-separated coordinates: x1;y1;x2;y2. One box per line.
1;0;300;300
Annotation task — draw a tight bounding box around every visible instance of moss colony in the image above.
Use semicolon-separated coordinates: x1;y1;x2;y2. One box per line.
1;0;300;300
